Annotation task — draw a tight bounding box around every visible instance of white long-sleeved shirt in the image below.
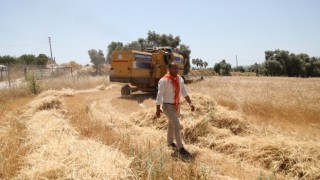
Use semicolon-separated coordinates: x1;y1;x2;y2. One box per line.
156;75;188;105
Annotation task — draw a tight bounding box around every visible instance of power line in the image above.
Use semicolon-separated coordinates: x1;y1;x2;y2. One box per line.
0;41;47;48
0;25;28;35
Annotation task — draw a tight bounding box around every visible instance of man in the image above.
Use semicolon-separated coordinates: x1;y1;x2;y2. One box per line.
156;62;195;158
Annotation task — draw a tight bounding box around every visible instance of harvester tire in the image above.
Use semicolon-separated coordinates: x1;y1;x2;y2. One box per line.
121;84;131;96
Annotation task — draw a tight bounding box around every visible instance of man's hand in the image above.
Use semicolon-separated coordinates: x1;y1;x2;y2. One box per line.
189;103;195;111
185;96;195;112
156;105;162;118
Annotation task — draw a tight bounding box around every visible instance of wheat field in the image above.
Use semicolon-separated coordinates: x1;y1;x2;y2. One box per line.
0;75;319;179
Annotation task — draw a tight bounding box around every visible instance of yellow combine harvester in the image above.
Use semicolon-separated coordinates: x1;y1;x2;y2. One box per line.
110;47;185;95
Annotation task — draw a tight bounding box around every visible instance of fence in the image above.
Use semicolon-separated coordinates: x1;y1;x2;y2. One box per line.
25;65;73;79
0;65;7;81
0;64;73;89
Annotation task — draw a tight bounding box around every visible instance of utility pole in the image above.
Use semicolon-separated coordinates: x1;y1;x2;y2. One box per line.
48;37;54;63
236;55;238;68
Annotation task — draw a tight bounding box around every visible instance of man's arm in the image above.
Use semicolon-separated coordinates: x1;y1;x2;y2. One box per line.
155;78;166;118
156;105;162;118
180;77;195;111
184;95;195;111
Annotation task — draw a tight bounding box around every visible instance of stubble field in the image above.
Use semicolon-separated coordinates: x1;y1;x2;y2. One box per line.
0;75;319;179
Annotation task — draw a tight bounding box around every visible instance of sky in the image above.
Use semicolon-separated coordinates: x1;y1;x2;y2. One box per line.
1;0;319;67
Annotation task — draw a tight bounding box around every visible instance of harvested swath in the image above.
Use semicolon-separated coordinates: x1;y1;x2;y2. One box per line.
212;136;320;179
16;90;135;179
183;94;252;144
131;110;168;130
38;88;76;98
131;94;217;130
210;106;252;135
184;94;251;135
182;96;320;178
131;93;251;138
183;110;320;179
132;93;320;179
27;95;63;112
184;118;234;147
27;88;76;113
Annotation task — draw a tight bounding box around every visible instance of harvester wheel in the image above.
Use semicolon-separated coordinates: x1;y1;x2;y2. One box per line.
121;84;131;96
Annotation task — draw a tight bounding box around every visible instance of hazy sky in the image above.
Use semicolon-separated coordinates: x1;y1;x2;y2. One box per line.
1;0;319;67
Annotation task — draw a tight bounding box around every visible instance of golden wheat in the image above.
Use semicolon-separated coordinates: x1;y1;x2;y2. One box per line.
1;75;319;179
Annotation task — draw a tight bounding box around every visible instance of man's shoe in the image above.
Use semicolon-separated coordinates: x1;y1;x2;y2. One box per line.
179;147;191;157
168;143;177;149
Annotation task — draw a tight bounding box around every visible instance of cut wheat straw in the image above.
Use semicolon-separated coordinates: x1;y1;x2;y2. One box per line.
130;93;320;179
15;90;135;179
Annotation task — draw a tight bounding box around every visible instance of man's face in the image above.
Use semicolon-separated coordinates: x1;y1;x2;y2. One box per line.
169;64;179;76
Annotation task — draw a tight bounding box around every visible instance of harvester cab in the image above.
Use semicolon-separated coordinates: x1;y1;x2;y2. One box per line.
110;47;185;96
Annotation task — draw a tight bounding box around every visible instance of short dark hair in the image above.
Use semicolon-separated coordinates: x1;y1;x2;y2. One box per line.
168;62;178;69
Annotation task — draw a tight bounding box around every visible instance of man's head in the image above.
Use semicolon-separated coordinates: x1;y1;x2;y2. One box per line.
168;62;179;77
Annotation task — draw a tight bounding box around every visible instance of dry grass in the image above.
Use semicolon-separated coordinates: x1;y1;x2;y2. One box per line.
0;76;108;110
188;76;320;138
71;87;208;179
1;74;319;179
186;76;320;179
0;75;108;179
14;89;134;179
130;93;320;179
0;112;28;179
40;76;109;91
0;93;34;179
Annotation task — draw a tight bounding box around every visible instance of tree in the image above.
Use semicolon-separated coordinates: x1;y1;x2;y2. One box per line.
37;54;49;66
213;62;220;73
191;58;208;68
124;41;141;51
199;59;203;68
249;63;263;76
305;57;320;77
106;42;124;64
214;60;231;75
192;58;201;67
19;54;37;65
288;53;303;77
234;66;245;72
264;50;288;75
145;31;181;48
264;59;282;76
203;61;208;68
263;49;320;77
178;44;191;75
88;49;105;75
0;55;17;64
138;38;145;50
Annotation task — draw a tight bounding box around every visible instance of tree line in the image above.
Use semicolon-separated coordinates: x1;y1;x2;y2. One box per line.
0;54;52;66
2;32;319;78
89;31;192;75
260;50;320;77
211;50;320;77
191;58;208;68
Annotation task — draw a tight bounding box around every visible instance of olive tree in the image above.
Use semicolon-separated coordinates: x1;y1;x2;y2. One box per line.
88;49;105;75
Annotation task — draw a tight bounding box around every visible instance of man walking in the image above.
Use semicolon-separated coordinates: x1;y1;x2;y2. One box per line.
156;62;195;158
